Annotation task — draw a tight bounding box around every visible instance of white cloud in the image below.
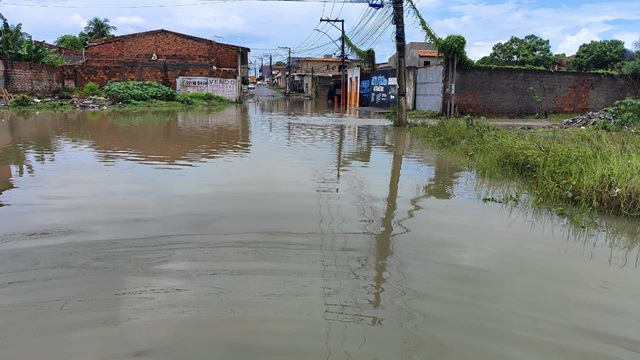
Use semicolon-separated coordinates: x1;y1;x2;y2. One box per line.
1;0;640;62
114;16;146;26
67;14;86;28
611;32;640;49
557;28;603;55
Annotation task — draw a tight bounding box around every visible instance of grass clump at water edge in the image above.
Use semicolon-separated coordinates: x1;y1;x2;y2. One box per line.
410;118;640;216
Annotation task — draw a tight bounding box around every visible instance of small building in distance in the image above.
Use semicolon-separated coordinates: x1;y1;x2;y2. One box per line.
63;29;250;99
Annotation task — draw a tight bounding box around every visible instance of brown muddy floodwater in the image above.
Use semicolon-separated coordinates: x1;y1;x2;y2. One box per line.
1;97;639;360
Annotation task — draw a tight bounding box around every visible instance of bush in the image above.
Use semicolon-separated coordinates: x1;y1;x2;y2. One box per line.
177;92;229;106
102;81;177;103
52;87;78;99
82;82;102;97
622;61;640;78
607;98;640;128
9;94;33;107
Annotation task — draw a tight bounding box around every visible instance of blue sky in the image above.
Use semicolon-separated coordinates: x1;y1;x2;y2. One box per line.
1;0;639;65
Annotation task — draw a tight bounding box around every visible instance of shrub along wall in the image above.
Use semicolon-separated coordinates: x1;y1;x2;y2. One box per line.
453;67;640;116
61;62;237;89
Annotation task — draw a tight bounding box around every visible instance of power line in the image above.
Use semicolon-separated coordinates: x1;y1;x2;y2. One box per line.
1;0;369;8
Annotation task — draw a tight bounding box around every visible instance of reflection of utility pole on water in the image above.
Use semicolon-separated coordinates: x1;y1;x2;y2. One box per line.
372;128;405;308
317;126;412;358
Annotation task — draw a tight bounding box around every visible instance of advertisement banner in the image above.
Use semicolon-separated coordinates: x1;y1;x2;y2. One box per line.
177;77;238;100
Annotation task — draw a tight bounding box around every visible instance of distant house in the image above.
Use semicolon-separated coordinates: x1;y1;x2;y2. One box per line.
262;65;287;86
36;42;85;65
388;42;442;68
292;56;350;76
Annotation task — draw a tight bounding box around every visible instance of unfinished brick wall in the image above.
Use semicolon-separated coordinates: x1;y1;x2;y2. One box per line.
86;30;238;69
453;68;640;116
1;61;62;94
62;62;237;89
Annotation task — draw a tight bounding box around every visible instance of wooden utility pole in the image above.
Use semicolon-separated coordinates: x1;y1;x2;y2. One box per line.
392;0;407;126
320;18;346;111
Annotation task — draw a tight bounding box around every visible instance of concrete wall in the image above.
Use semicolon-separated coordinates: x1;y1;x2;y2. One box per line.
453;67;640;116
1;61;62;94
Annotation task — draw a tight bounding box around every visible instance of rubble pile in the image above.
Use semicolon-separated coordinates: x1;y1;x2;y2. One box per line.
70;97;111;110
562;111;615;128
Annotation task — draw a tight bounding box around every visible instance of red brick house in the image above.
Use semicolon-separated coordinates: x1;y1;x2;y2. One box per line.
63;29;249;92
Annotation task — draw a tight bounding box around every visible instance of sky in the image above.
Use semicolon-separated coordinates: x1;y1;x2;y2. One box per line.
1;0;639;66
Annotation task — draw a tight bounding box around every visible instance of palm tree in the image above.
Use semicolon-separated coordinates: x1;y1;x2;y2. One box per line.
83;17;117;40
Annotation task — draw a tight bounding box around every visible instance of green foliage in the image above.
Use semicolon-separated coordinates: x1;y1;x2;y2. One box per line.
0;12;25;61
475;64;551;71
606;98;640;128
54;34;87;51
408;109;443;119
9;94;33;107
177;92;230;106
102;81;177;103
568;39;626;72
343;34;375;70
83;17;117;40
274;61;286;66
438;34;474;68
82;82;102;96
476;34;559;69
405;0;439;44
411;119;640;216
404;1;472;68
622;61;640;78
1;12;62;65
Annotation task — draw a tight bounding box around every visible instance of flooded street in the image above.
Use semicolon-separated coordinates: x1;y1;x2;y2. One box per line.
1;97;639;360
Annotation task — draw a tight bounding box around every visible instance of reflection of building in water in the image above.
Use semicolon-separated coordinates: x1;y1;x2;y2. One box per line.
82;107;251;165
1;108;251;167
256;97;332;116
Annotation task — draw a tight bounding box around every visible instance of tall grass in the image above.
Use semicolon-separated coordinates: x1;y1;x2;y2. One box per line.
411;119;640;216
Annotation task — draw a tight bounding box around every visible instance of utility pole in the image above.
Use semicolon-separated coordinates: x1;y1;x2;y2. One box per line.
278;46;292;94
320;18;346;111
288;47;292;94
392;0;407;126
260;57;264;80
269;54;273;85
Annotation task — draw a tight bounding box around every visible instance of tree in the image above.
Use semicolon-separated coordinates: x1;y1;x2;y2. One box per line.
83;17;117;40
0;12;27;61
54;33;89;51
274;61;286;66
634;37;640;58
567;39;626;72
0;12;61;65
477;34;558;68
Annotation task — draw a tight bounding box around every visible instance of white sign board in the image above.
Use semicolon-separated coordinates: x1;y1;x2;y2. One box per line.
177;77;238;101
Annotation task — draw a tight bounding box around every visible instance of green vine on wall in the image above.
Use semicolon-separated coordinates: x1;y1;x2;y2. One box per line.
404;0;473;69
343;34;376;70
